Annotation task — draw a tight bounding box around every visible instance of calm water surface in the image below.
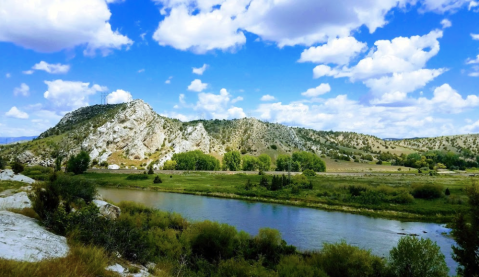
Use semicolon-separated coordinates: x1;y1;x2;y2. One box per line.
99;188;457;275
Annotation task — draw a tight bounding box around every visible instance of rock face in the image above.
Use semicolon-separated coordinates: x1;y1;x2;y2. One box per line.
0;169;35;184
0;192;32;210
93;200;121;220
0;211;69;262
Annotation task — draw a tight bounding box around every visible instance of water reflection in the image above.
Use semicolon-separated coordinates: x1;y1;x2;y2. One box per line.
99;188;457;275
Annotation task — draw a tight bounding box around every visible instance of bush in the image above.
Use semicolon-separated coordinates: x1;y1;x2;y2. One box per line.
148;166;154;175
270;145;278;150
126;174;149;180
66;151;90;175
411;184;443;199
302;169;316;177
445;188;450;196
277;255;327;277
23;165;53;181
0;156;6;170
389;236;448;277
393;193;415;204
11;161;24;174
153;175;162;184
163;160;177;170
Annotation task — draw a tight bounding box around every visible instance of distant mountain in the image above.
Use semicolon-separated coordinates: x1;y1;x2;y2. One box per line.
0;99;477;167
0;136;37;145
383;137;426;141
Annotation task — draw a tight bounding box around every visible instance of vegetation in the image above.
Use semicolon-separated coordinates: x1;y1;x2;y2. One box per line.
66;151;90;175
23;165;53;181
0;156;5;170
171;150;220;171
223;150;241;171
276;152;326;172
10;161;24;174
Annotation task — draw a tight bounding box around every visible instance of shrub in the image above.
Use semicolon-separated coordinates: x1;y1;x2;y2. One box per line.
302;169;316;177
148;166;154;175
389;236;448;277
217;258;273;277
445;188;450;196
393;193;415;204
348;185;368;197
163;160;177;170
0;156;6;170
277;255;327;277
11;161;24;174
270;145;278;150
23;165;53;181
66;151;90;175
411;184;443;199
153;175;162;184
126;174;149;181
245;179;253;190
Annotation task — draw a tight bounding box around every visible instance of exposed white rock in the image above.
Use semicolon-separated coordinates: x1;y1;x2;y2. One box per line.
108;164;120;170
0;192;32;210
0;211;69;262
106;263;151;277
93;200;121;220
0;169;35;184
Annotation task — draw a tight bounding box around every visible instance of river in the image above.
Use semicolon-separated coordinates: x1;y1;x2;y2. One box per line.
98;187;457;275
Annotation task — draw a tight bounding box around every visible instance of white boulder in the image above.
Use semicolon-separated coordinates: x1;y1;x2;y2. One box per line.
0;192;32;210
93;200;121;220
0;169;35;184
0;211;69;262
106;263;151;277
108;164;120;170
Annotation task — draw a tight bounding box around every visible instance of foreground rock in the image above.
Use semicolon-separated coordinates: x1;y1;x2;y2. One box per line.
106;263;151;277
0;169;35;184
0;192;32;210
0;211;69;262
93;200;121;220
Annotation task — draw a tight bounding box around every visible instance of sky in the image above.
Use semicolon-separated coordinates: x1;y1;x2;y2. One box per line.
1;0;479;139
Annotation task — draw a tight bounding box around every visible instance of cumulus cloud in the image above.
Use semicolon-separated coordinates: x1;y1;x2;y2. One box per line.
301;83;331;97
165;76;173;84
106;89;133;104
193;88;246;119
261;94;276;101
440;19;452;28
472;34;479;40
420;0;471;13
299;37;367;65
14;83;30;97
5;73;11;78
188;79;208;92
192;64;209;75
153;0;412;52
43;80;107;111
32;61;70;74
5;106;29;119
0;0;133;55
467;55;479;64
23;70;34;75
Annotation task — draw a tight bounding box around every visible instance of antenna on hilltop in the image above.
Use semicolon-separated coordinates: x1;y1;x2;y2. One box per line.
101;92;108;105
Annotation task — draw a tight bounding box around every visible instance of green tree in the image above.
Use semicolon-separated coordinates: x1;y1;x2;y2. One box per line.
242;155;259;171
171;150;220;171
276;155;292;171
389;236;448;277
54;156;63;172
451;184;479;277
163;160;177;170
258;154;271;171
0;156;6;170
66;151;91;175
223;151;241;171
11;161;24;174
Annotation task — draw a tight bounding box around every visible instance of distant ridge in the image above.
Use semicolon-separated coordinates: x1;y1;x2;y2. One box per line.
0;136;37;145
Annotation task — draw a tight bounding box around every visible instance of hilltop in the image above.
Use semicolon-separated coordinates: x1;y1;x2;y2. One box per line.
0;99;477;170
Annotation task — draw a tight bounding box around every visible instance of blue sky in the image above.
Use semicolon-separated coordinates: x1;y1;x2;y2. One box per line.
1;0;479;138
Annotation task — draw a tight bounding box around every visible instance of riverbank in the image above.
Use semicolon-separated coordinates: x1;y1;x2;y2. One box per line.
80;172;472;223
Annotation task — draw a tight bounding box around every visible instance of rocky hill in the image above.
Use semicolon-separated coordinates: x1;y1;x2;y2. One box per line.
0;100;477;169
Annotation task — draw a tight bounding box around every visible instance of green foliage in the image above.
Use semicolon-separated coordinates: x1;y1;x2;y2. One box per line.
445;188;450;196
258;154;272;171
148;165;154;175
126;174;149;180
217;258;274;277
0;156;6;170
389;236;448;277
66;151;90;175
270;144;278;150
316;241;388;277
55;156;63;172
451;184;479;277
22;165;54;181
245;179;253;190
153;175;162;184
411;184;443;199
223;151;241;171
163;160;177;170
276;152;326;172
302;169;316;177
172;150;220;171
242;155;259;171
11;161;24;174
277;255;327;277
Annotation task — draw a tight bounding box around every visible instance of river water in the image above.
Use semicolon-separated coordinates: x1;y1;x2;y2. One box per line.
98;187;457;275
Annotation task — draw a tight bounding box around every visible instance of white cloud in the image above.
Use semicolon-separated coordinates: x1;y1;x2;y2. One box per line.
14;83;30;97
469;72;479;77
231;96;243;103
106;89;133;104
0;0;133;55
23;70;34;75
422;84;479;113
5;73;11;78
313;65;334;79
188;79;208;92
420;0;471;13
472;34;479;40
193;88;246;119
43;80;107;111
5;106;29;119
153;0;412;52
165;76;173;84
440;19;452;28
301;83;331;97
470;1;479;10
261;94;276;101
299;37;367;65
461;119;479;133
32;61;70;74
192;64;209;75
138;69;145;73
467;55;479;64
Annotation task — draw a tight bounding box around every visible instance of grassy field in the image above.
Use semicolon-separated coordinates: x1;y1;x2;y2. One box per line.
78;171;474;223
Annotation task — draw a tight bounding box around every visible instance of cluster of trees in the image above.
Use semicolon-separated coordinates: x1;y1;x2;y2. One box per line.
393;151;477;170
276;151;326;172
241;154;271;171
66;151;90;175
171;150;220;171
245;173;313;192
